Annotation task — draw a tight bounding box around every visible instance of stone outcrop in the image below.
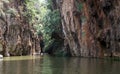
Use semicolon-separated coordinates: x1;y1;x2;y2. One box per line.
45;0;70;56
1;0;120;58
0;0;40;56
59;0;120;57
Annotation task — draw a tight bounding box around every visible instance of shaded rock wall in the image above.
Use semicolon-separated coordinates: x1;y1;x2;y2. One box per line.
45;0;71;56
59;0;120;57
0;0;40;56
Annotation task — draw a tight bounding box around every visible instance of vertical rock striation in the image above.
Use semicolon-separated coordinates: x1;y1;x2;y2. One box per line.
59;0;120;57
0;0;40;56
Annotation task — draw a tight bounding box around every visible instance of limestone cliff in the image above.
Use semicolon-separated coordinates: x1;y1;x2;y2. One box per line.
0;0;40;56
59;0;120;57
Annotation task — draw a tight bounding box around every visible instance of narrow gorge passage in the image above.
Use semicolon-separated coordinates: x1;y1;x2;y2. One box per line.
0;0;120;58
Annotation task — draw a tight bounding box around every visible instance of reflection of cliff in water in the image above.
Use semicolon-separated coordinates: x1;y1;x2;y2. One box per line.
0;56;120;74
0;56;41;74
48;57;120;74
0;61;3;74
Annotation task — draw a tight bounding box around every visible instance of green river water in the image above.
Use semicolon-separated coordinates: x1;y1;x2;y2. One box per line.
0;55;120;74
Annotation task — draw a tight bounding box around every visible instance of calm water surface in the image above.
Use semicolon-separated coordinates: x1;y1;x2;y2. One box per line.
0;55;120;74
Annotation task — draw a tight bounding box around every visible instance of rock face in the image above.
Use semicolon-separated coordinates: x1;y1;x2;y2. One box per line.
45;0;70;56
0;0;40;56
59;0;120;57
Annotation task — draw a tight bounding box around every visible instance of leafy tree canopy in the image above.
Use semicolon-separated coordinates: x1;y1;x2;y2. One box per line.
25;0;61;47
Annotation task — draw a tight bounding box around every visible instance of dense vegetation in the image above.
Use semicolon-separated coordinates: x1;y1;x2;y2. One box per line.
25;0;62;52
1;0;119;57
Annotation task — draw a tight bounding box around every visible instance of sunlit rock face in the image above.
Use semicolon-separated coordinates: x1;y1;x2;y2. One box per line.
59;0;120;57
0;0;40;56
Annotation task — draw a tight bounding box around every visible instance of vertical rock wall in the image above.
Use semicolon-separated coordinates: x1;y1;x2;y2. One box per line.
60;0;81;56
60;0;120;57
0;0;40;56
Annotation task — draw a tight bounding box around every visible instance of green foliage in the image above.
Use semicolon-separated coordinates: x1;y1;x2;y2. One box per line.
25;0;41;23
78;3;83;11
82;31;85;37
43;9;61;35
6;8;18;16
76;2;83;11
25;0;61;48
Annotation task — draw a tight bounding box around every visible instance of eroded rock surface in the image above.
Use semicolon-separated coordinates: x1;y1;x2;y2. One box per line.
0;0;40;56
59;0;120;57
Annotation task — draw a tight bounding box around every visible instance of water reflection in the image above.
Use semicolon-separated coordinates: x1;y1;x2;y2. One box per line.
0;56;120;74
0;60;3;74
43;57;120;74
